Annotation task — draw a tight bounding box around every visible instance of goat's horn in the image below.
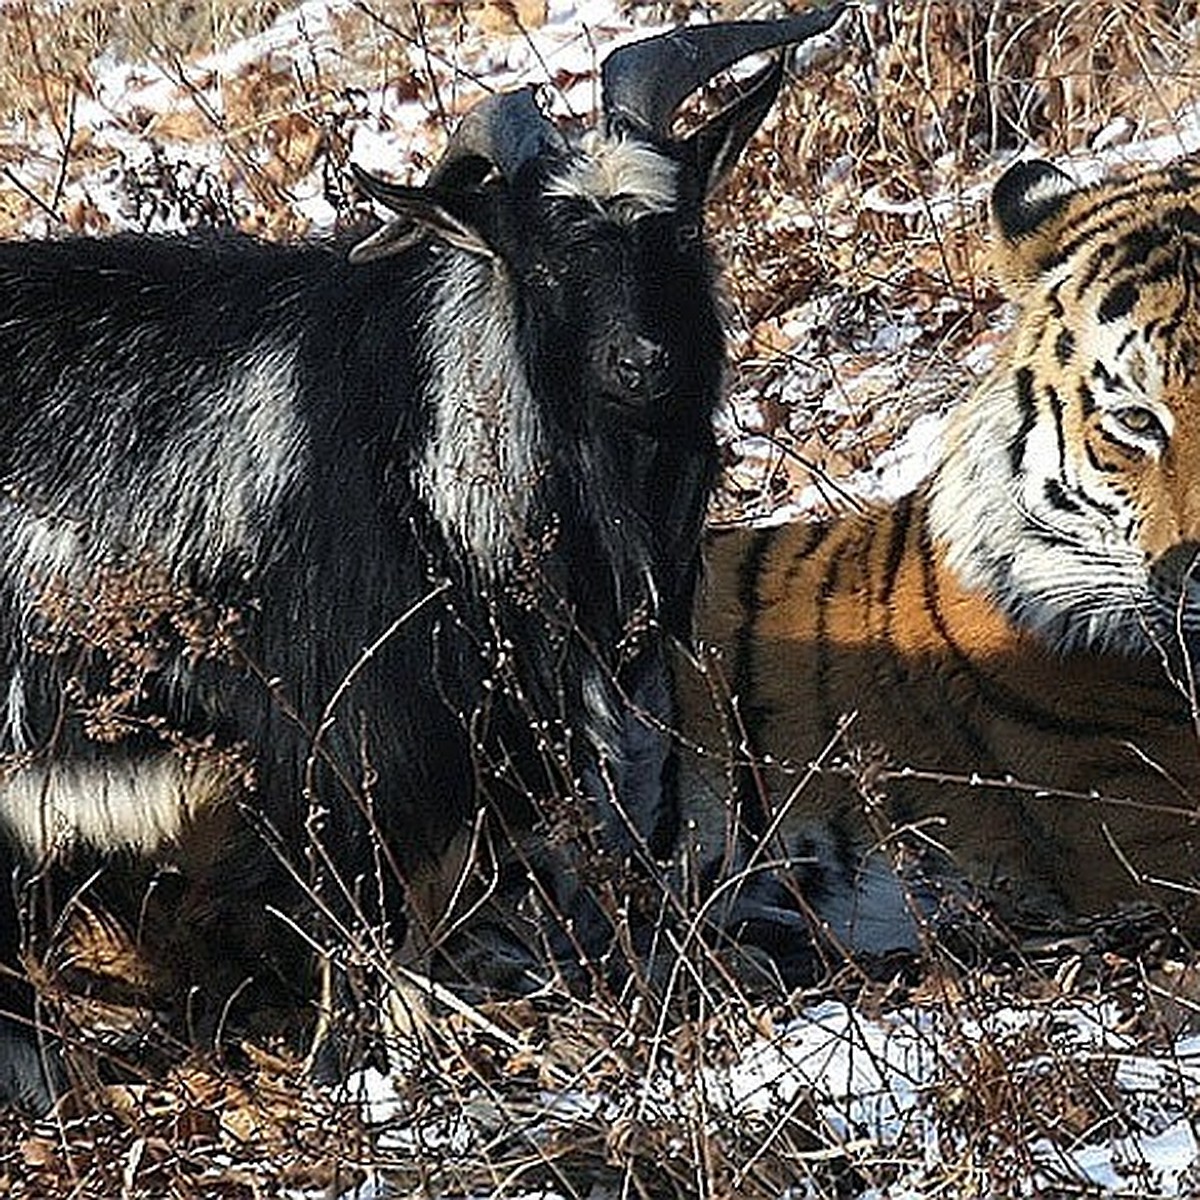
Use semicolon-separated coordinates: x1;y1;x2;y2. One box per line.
354;87;561;204
601;4;846;140
431;87;564;187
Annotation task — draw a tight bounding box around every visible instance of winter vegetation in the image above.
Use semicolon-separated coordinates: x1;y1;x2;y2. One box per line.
3;1;1200;1197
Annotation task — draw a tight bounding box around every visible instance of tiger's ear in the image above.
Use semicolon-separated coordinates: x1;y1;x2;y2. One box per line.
990;160;1078;294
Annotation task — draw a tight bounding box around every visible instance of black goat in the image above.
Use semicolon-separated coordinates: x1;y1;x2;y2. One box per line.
0;7;844;1109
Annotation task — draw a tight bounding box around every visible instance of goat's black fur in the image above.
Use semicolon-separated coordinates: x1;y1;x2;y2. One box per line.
0;8;845;1109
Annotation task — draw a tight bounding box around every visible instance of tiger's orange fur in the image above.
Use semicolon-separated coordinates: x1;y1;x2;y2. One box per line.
680;157;1200;954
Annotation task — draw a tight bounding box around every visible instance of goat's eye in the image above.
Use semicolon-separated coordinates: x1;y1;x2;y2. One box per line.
526;262;562;290
676;223;701;249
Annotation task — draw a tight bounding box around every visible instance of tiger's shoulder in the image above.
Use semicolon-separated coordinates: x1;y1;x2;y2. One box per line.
680;156;1200;965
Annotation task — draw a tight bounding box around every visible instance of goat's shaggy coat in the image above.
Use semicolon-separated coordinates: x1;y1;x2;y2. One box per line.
0;8;845;1109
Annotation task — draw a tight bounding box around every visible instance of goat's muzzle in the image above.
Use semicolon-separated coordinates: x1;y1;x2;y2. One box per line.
596;332;669;413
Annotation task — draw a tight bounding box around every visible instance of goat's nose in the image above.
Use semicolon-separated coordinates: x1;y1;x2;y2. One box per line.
611;336;667;393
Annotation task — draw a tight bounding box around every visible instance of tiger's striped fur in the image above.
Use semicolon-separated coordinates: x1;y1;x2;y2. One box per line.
680;157;1200;965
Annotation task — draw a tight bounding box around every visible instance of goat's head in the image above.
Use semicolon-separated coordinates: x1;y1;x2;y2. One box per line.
350;9;843;434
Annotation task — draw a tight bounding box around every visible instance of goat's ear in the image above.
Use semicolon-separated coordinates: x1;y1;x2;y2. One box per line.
679;58;785;197
349;171;495;263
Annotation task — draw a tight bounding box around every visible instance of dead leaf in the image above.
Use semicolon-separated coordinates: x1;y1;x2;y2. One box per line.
20;1137;58;1169
146;109;213;144
474;0;548;34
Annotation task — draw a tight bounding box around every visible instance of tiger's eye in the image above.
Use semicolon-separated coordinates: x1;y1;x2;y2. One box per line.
1114;405;1165;440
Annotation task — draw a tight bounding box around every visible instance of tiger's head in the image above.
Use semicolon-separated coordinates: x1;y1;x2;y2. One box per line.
929;157;1200;655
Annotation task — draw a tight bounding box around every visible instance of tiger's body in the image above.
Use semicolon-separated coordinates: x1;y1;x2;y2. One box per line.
681;158;1200;963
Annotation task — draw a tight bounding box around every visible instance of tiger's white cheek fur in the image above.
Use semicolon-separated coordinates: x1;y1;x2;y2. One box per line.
929;338;1156;652
1017;413;1135;575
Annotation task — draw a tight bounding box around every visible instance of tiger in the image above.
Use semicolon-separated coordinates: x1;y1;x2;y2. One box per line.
677;155;1200;975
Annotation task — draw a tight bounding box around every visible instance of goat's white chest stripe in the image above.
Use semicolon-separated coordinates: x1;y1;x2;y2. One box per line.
418;255;544;576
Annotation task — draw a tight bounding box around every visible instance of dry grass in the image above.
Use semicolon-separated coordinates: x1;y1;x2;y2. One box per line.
5;918;1196;1197
4;1;1200;1197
